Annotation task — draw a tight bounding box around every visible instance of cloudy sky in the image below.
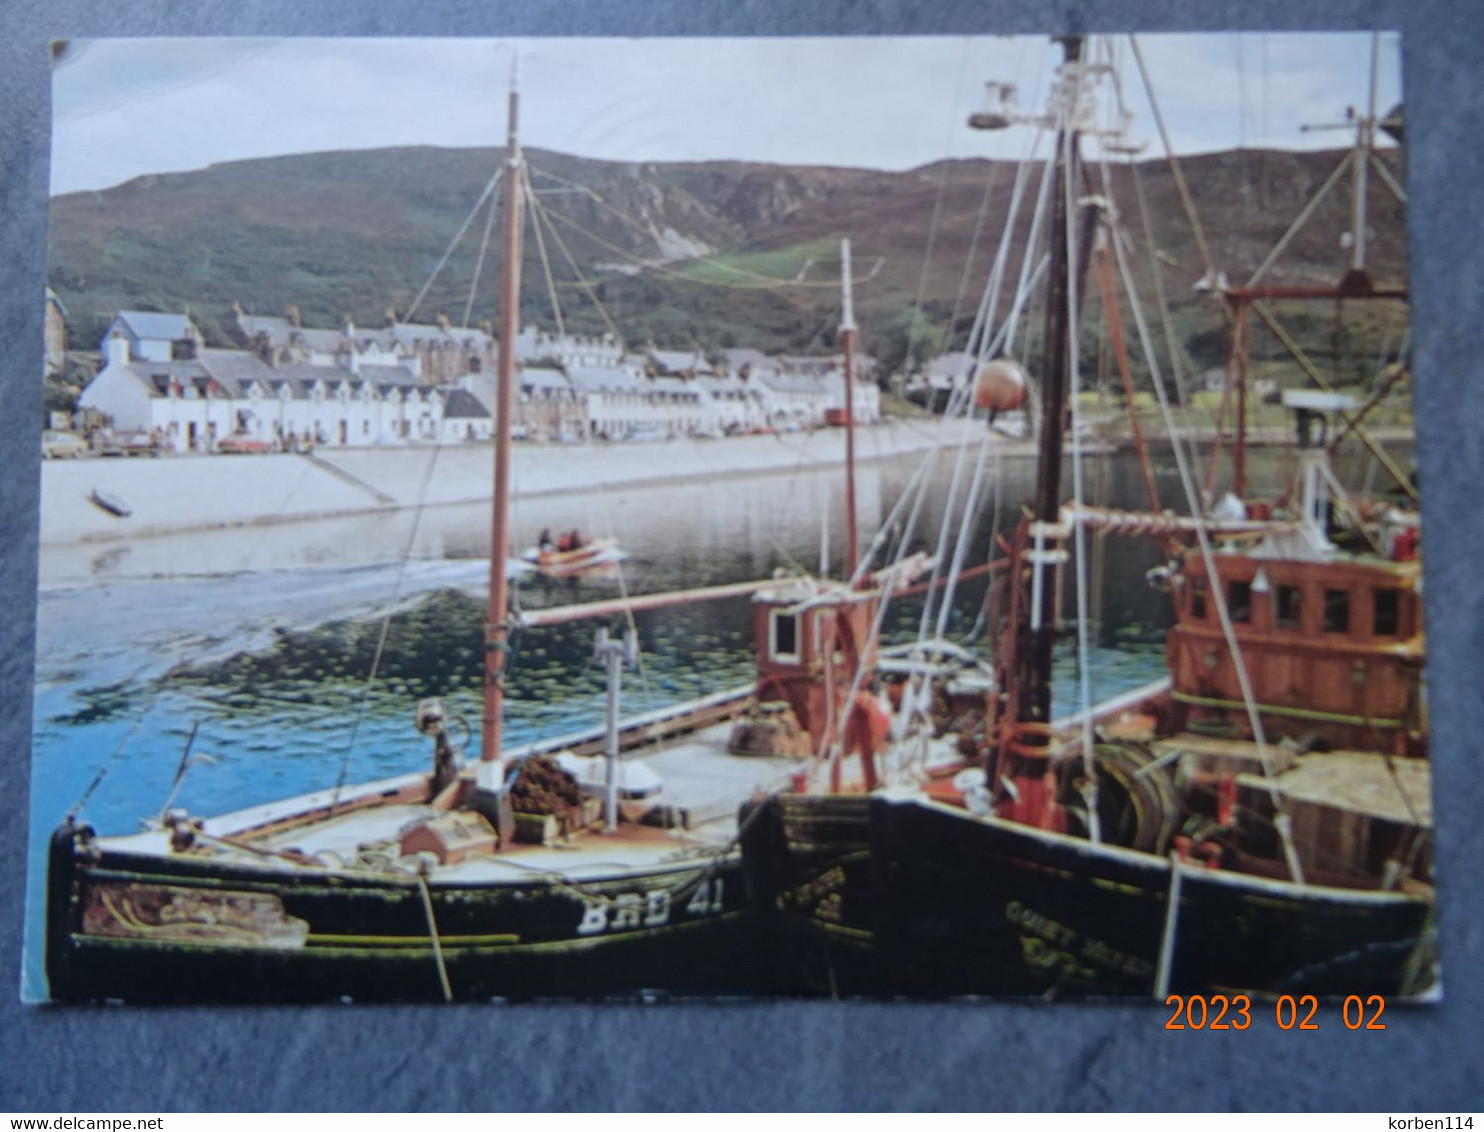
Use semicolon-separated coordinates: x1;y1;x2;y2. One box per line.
50;33;1400;196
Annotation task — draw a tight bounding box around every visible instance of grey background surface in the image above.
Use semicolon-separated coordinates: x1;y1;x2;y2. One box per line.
2;0;1480;1113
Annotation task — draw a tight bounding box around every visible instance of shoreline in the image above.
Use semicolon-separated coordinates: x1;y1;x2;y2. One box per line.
39;419;1023;547
39;419;1413;549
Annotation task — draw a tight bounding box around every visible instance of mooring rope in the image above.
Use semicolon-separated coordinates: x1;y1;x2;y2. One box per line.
416;872;455;1003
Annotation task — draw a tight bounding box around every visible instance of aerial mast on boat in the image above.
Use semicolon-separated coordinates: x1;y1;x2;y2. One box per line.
969;36;1106;828
479;61;526;816
840;237;860;576
1003;38;1098;729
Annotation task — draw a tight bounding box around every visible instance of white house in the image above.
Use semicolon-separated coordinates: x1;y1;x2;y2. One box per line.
79;333;449;451
647;376;706;436
516;326;624;370
439;388;493;443
829;372;881;424
101;310;206;364
567;366;651;439
752;369;880;428
694;374;767;434
234;308;494;385
647;348;711;378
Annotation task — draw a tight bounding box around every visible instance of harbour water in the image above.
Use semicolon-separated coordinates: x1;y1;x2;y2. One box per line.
25;441;1344;1002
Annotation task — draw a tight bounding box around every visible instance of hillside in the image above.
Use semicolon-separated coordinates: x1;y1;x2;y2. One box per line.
47;143;1408;379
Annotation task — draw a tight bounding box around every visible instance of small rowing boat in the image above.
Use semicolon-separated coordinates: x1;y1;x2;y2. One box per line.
88;488;132;518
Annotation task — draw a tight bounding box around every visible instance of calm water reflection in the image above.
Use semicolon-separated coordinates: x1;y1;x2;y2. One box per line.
29;441;1373;999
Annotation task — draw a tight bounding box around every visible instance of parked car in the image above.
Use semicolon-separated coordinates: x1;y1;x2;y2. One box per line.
41;430;88;459
99;431;160;457
217;435;272;455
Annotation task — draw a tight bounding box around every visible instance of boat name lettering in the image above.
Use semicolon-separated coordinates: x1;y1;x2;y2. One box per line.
1018;934;1098;983
577;878;725;936
1005;901;1152;979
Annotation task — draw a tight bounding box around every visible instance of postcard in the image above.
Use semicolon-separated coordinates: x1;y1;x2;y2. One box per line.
28;32;1430;1007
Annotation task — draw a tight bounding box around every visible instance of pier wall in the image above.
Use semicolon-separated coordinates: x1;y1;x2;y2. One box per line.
39;419;998;545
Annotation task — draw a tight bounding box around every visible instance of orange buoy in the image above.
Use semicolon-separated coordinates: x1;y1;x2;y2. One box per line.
974;359;1029;414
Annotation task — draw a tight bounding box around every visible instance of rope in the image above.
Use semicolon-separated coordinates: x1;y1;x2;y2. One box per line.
941;156;1005;355
67;661;187;820
1062;116;1102;844
1127;159;1213;455
1102;158;1306;886
917;402;978;641
1154;851;1186;997
416;872;454;1002
934;436;991;641
522;193;626;341
461;174;501;331
405;167;503;323
522;163;567;338
908;40;974;356
1128;36;1223;296
851;449;938;590
329;442;445;812
534;200;850;292
821;454;940;788
969;130;1044;363
1006;147;1059;357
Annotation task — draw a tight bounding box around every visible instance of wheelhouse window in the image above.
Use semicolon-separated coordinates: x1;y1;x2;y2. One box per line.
1274;585;1302;629
1373;589;1401;636
1324;589;1351;633
1189;576;1207;620
770;610;800;662
1227;580;1252;624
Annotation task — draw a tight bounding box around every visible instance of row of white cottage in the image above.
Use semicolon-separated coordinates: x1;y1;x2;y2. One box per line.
79;310;880;451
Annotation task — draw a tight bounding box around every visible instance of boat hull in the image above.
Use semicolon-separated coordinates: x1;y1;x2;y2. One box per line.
526;538;618;573
46;822;769;1004
740;794;1437;999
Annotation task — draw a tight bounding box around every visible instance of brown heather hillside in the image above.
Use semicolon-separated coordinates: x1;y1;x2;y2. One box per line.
48;143;1407;379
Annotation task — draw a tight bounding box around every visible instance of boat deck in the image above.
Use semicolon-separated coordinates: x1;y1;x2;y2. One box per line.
96;721;805;883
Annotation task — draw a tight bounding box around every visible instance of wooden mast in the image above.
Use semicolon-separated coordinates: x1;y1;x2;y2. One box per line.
480;69;525;791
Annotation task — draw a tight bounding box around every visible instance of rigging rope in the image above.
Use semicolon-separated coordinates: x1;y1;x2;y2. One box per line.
461;173;501;331
533;199;854;292
962;129;1044;368
523;191;626;342
67;660;188;820
1006;145;1059;358
942;157;1006;355
1127;159;1213;459
908;39;975;360
934;435;992;642
1063;118;1103;844
329;442;447;813
522;164;568;338
1128;36;1224;299
1102;157;1306;885
405;168;503;323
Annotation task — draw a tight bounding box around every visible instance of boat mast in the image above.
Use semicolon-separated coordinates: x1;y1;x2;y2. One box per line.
481;67;525;785
840;237;860;576
1019;35;1089;729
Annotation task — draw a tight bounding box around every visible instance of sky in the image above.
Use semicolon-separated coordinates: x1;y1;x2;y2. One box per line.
49;33;1401;197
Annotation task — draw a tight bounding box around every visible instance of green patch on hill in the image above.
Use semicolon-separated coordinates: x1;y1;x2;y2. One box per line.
672;239;842;288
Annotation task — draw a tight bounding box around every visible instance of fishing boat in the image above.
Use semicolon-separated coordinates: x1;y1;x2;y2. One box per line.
42;76;803;1005
737;35;1436;999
